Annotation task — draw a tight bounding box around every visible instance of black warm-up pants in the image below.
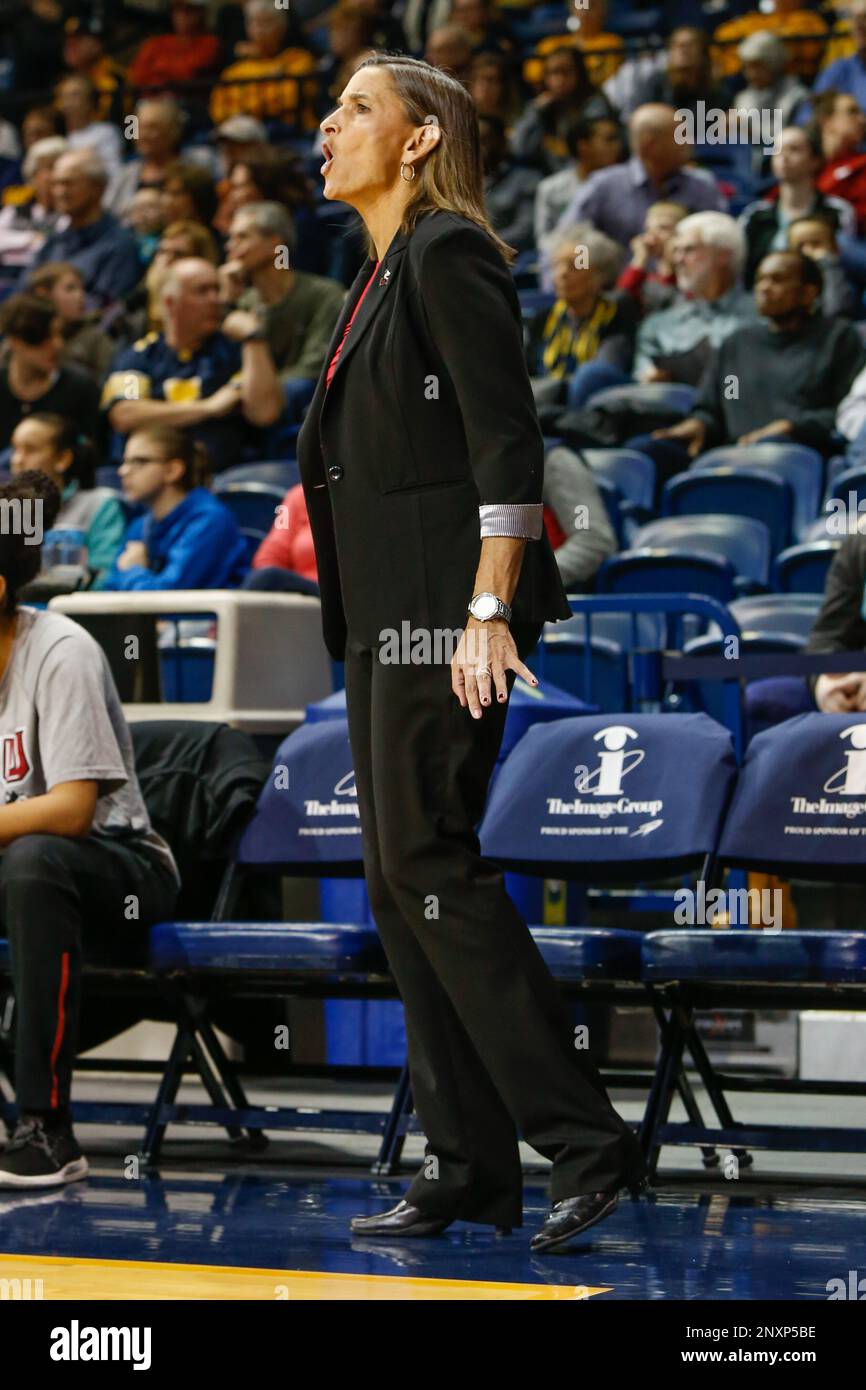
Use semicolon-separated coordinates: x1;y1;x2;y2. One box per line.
343;625;640;1228
0;834;178;1115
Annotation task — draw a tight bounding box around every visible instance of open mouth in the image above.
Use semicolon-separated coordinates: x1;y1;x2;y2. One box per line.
321;141;334;175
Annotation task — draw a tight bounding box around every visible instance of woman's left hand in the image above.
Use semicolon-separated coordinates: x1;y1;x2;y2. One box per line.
451;618;539;719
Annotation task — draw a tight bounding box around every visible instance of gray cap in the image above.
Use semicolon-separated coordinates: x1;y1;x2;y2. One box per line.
212;115;269;144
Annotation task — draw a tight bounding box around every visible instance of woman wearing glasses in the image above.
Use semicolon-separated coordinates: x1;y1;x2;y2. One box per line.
298;54;646;1253
104;424;248;591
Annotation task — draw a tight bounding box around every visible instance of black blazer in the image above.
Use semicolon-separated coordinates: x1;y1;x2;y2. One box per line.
297;208;572;661
808;535;866;656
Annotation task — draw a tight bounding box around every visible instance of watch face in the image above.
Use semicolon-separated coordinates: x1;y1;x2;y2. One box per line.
472;594;498;620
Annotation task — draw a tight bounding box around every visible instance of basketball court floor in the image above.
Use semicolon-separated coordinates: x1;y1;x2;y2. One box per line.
1;1075;864;1302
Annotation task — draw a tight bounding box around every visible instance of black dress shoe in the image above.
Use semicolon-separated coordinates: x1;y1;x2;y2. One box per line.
530;1164;649;1254
350;1200;454;1238
350;1199;513;1239
530;1190;619;1252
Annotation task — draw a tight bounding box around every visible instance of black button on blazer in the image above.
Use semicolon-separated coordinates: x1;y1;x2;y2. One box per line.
297;207;573;661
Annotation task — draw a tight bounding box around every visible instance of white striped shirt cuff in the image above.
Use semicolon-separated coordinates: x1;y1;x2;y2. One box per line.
479;502;544;540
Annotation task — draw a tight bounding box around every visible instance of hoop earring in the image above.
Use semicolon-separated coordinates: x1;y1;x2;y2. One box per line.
400;162;416;182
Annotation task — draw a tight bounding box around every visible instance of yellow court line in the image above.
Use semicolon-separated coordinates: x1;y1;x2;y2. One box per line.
0;1253;612;1301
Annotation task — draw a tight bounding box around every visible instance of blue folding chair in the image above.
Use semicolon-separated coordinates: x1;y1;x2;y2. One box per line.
480;709;739;1168
693;444;824;544
774;540;841;593
141;717;397;1163
643;712;866;1168
663;468;794;556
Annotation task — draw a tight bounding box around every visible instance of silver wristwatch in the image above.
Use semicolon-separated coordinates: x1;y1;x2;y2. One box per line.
468;592;512;622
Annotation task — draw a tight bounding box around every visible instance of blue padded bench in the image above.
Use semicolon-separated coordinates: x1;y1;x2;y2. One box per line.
150;922;388;977
529;927;643;983
643;929;866;985
151;922;641;984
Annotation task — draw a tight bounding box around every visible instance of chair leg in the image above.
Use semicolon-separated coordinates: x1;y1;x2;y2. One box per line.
643;1001;688;1178
188;1034;247;1145
140;1020;195;1167
371;1062;413;1176
194;1012;269;1151
683;1011;753;1169
675;1069;720;1169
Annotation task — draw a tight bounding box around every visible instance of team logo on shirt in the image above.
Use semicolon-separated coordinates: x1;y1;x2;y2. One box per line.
2;728;31;784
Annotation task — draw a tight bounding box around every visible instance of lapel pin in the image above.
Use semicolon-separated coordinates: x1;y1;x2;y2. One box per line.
379;267;391;287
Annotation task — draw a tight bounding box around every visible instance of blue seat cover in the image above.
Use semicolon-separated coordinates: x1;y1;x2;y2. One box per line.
480;712;736;875
720;713;866;872
643;929;866;984
237;719;364;869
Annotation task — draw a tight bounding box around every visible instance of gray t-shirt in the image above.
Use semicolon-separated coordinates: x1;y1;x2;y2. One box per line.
0;607;179;883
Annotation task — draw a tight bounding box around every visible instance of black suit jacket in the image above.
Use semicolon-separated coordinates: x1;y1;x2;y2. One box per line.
297;208;572;661
808;534;866;659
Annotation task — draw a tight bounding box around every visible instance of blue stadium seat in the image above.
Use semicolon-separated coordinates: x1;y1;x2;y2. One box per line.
584;381;697;419
512;249;539;289
96;465;122;491
804;517;835;541
582;447;656;514
598;547;737;604
774;540;841;593
216;461;299;491
692;444;824;543
663;468;794;556
824;464;866;517
518;289;555;320
728;594;822;641
678;630;804;725
540;631;629;711
592;471;625;543
210;481;286;562
608;514;773;591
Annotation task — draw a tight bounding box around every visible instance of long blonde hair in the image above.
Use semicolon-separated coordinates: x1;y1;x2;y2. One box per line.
354;53;516;266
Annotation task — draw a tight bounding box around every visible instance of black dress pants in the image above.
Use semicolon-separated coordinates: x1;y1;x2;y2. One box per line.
0;834;179;1115
343;624;640;1228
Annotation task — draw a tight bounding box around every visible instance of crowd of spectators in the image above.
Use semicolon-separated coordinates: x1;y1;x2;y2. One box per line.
0;0;865;648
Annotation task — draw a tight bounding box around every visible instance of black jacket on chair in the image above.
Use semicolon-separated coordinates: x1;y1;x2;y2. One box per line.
297;208;572;661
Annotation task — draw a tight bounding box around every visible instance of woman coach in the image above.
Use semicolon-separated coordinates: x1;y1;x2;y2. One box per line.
297;53;646;1252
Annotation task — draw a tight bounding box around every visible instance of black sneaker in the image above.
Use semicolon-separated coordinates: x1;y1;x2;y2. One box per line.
0;1118;88;1188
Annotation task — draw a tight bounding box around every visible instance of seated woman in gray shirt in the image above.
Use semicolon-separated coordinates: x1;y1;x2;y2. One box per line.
0;470;179;1189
